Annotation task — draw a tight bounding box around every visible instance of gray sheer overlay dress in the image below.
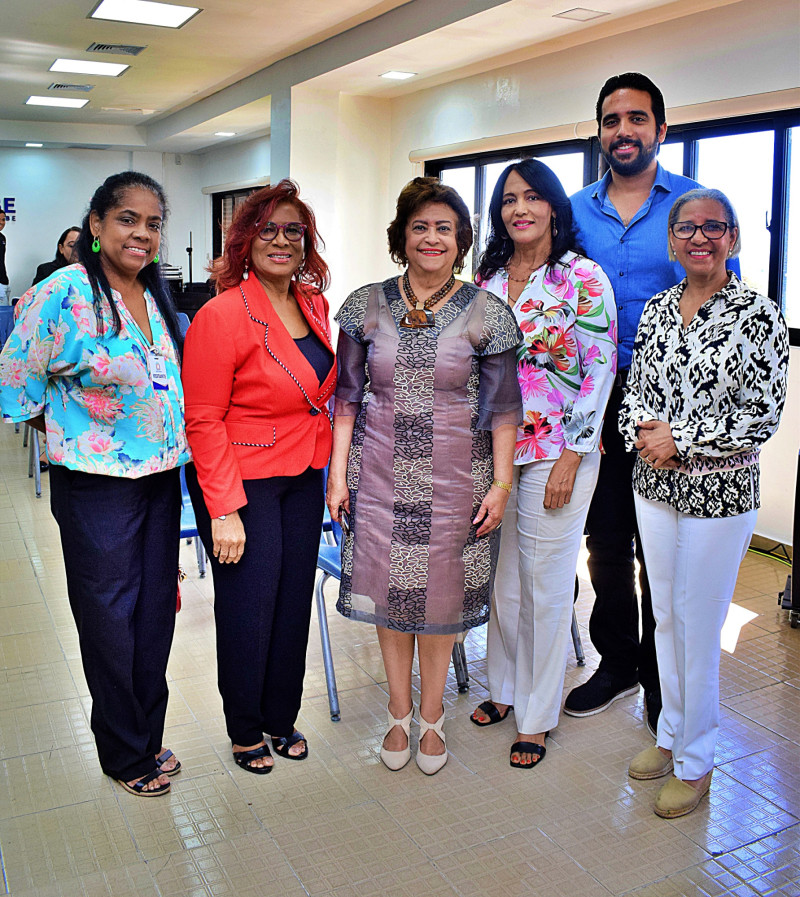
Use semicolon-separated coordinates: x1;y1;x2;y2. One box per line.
334;277;522;634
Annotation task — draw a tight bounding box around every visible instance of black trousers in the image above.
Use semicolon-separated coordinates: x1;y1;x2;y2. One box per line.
185;465;324;746
49;465;181;782
585;376;659;695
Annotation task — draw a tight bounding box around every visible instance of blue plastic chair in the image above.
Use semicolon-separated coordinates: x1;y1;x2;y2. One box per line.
0;306;14;347
179;466;207;577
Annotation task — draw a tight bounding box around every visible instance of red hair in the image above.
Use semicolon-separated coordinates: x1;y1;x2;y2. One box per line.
210;179;330;292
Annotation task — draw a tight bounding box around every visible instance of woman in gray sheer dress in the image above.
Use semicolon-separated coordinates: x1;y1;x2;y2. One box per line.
326;178;522;775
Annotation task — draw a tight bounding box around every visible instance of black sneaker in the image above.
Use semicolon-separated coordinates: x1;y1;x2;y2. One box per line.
644;690;662;739
564;670;639;717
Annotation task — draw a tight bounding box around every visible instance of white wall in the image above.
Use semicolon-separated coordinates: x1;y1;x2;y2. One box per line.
387;0;800;194
0;147;206;292
199;137;270;192
291;89;393;312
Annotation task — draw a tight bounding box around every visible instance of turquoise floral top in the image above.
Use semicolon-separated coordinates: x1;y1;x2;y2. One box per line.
479;251;617;464
0;265;190;478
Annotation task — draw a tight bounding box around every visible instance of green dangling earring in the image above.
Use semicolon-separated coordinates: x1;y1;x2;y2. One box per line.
153;252;159;264
91;236;101;253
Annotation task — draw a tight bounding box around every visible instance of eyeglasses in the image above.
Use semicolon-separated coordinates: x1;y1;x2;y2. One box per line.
256;221;307;242
670;220;730;240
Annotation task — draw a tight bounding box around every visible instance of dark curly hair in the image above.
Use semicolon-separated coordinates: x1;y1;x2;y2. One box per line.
387;177;473;273
595;72;666;130
75;171;182;352
476;159;582;283
210;179;329;293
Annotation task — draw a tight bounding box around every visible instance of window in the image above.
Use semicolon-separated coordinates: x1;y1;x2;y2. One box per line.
784;127;800;329
211;189;253;261
427;110;799;343
432;140;591;274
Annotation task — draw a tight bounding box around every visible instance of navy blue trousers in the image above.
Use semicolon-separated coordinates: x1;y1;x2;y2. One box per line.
585;376;659;695
49;465;181;782
185;465;324;747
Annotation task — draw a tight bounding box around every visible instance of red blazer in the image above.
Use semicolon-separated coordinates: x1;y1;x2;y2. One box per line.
182;277;336;518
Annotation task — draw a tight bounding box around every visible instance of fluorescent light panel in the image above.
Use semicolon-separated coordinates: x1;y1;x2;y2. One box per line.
215;131;235;136
26;143;43;148
51;58;128;76
90;0;200;28
381;70;416;80
553;7;608;21
27;95;89;108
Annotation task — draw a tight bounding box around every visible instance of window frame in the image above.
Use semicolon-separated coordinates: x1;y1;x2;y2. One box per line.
426;109;800;345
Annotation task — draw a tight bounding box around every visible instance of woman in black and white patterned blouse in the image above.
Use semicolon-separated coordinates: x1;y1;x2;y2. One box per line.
619;187;788;819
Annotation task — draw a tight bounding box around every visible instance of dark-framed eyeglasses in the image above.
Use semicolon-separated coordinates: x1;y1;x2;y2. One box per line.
257;221;307;242
670;220;730;240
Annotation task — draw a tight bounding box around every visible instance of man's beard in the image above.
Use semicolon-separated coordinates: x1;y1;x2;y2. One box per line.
602;136;660;177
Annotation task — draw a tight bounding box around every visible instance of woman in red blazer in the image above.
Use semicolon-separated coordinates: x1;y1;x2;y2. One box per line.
182;180;335;773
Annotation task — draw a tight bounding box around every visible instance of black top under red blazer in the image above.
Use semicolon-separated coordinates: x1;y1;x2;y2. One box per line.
182;277;336;518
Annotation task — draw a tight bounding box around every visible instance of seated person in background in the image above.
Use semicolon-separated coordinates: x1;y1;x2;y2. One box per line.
32;227;81;286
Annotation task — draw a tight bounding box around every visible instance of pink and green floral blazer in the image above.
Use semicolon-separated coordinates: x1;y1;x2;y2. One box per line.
479;251;617;464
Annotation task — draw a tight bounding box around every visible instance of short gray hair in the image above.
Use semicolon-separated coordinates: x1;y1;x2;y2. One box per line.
667;188;742;261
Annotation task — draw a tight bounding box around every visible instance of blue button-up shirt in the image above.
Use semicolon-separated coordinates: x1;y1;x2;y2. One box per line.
571;164;701;370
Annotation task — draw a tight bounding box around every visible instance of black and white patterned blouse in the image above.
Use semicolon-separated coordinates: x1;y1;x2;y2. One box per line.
619;273;788;518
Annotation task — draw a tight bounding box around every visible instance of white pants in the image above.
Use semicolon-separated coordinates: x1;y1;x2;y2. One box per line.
634;495;757;780
488;454;600;734
0;284;9;305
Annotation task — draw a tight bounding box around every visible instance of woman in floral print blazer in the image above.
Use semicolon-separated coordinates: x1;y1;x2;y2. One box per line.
621;188;788;819
471;159;616;770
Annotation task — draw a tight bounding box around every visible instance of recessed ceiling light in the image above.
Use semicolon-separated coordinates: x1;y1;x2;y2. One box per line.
26;143;43;148
553;7;608;21
90;0;201;29
215;131;236;137
381;70;416;81
50;58;129;77
27;96;89;109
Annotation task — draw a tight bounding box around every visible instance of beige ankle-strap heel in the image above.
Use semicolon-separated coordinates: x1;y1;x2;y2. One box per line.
380;706;413;771
416;710;447;775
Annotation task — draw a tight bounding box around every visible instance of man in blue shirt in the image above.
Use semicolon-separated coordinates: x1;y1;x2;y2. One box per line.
566;73;700;735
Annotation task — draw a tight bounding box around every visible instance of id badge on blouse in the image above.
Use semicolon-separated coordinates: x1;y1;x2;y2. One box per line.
149;348;169;390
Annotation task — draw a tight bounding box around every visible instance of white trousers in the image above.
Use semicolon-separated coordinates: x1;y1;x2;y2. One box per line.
634;495;757;780
487;454;600;735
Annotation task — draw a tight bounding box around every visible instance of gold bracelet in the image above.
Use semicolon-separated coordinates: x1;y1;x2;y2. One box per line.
492;479;512;493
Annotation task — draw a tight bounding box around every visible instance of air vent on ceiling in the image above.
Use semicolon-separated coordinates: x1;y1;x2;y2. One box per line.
86;42;146;56
49;83;94;92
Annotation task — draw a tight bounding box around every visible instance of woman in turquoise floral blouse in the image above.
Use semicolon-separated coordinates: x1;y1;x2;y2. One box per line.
0;171;190;797
471;159;617;770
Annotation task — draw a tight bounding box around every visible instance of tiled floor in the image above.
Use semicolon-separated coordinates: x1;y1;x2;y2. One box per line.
0;422;798;897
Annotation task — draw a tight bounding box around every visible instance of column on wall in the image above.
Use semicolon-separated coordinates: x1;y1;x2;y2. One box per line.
289;86;394;312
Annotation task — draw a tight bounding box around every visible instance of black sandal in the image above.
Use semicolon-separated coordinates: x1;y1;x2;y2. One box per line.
232;743;273;774
271;730;309;761
470;701;512;727
155;748;181;777
510;735;548;769
117;767;171;797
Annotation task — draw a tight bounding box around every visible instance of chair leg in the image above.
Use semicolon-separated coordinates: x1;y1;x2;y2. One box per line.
32;429;42;498
315;572;340;721
23;423;29;448
571;609;585;666
451;640;469;692
194;537;206;578
27;427;34;478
